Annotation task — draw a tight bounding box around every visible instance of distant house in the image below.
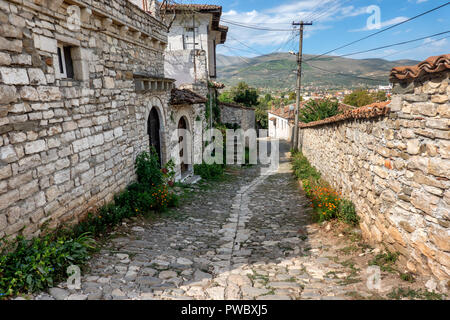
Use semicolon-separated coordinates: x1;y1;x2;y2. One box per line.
268;105;296;141
268;101;354;141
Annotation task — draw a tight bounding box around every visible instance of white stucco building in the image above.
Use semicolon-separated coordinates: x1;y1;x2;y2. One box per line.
268;105;295;141
163;4;228;89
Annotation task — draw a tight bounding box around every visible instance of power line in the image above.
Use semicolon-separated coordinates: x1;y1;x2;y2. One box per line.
335;30;450;58
301;0;336;22
312;0;353;22
306;2;450;62
379;35;450;59
227;34;267;56
221;19;295;32
222;44;259;56
303;62;387;83
218;18;293;26
308;0;342;22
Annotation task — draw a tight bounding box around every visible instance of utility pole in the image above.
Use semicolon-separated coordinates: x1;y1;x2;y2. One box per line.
193;12;197;82
292;21;312;152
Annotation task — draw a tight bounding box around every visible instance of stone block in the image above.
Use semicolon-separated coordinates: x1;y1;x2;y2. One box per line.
0;36;22;53
0;145;18;163
431;95;448;104
0;85;17;104
0;67;29;85
20;86;40;101
426;119;449;130
0;164;12;180
0;189;19;210
28;68;47;85
411;190;439;215
33;34;57;54
25;140;47;155
428;158;450;178
0;52;11;65
103;77;115;89
406;139;421;155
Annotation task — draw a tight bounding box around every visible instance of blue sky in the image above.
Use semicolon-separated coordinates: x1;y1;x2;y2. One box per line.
192;0;450;61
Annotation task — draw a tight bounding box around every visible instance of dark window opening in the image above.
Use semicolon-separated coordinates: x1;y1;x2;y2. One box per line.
57;45;74;79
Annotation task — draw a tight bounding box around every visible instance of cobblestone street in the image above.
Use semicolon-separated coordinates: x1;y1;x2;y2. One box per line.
31;141;447;301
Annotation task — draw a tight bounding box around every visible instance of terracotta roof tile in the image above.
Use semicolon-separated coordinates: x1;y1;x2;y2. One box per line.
269;100;354;121
164;4;222;11
210;81;225;89
299;101;391;128
170;88;207;105
390;54;450;81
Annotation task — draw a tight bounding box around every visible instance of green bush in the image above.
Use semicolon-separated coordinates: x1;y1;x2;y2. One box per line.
338;199;360;226
167;192;180;208
291;152;321;181
194;163;224;180
299;99;340;124
0;233;94;298
292;152;360;226
0;149;181;299
135;148;163;188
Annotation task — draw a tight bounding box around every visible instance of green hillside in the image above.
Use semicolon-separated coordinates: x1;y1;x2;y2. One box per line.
216;53;419;90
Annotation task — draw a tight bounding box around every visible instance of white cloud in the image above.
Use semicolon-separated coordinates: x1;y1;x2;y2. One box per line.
219;0;368;55
423;37;448;47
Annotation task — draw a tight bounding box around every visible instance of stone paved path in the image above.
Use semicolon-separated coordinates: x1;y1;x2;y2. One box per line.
31;141;448;300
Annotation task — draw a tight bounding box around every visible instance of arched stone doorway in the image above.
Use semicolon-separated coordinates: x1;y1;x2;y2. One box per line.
148;107;162;164
178;116;189;174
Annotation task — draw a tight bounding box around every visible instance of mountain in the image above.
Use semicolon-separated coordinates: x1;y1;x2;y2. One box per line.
216;53;420;91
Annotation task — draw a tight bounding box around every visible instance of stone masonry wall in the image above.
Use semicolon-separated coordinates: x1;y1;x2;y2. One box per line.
220;103;256;131
0;0;169;239
299;70;449;280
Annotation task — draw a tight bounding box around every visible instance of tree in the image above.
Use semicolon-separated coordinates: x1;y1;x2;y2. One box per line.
218;91;233;104
343;89;388;108
217;82;267;129
288;91;296;101
299;99;340;124
373;91;387;102
231;82;258;108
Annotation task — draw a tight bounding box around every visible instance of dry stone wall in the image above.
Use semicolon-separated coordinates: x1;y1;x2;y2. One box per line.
0;0;170;239
299;70;449;280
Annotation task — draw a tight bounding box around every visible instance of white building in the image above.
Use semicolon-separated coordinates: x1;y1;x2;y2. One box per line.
163;4;228;89
268;105;295;141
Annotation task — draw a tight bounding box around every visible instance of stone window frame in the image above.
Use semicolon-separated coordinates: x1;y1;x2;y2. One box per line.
56;44;73;79
55;43;90;82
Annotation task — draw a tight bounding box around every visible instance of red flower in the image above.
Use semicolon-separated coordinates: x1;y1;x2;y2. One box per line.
168;181;174;187
161;168;168;174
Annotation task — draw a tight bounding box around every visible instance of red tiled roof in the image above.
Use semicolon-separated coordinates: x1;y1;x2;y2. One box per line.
269;100;354;121
269;104;297;120
164;4;222;11
162;3;226;37
210;81;225;89
299;101;391;128
390;54;450;81
170;88;207;105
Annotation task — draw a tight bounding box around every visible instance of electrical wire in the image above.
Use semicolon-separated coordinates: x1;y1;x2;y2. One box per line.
335;30;450;58
221;19;295;32
305;2;450;62
379;35;450;59
303;62;387;83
